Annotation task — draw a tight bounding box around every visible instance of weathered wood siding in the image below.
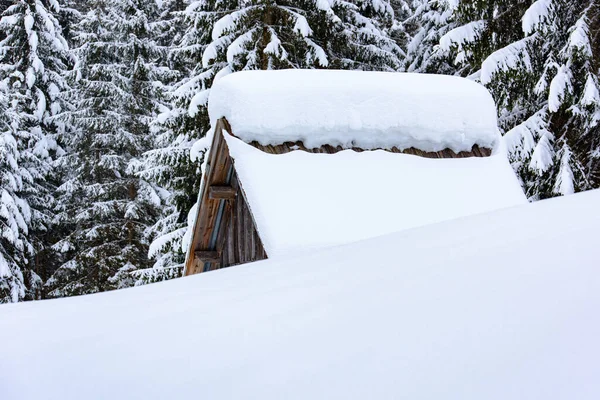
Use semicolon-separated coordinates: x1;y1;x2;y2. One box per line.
184;119;267;276
246;141;492;158
218;170;268;268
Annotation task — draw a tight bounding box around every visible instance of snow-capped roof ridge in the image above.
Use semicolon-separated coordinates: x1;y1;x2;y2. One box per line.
208;70;500;153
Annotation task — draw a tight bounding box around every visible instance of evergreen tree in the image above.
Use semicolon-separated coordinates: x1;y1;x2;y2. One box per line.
56;0;81;45
403;0;459;74
46;0;170;297
201;0;403;74
134;0;206;283
0;0;71;302
0;80;29;303
433;0;599;200
390;0;421;53
498;1;598;199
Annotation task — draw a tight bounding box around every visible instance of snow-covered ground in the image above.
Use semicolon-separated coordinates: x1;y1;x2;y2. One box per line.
2;189;600;399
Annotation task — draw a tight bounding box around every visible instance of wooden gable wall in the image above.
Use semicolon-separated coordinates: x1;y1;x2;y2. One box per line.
184;119;267;276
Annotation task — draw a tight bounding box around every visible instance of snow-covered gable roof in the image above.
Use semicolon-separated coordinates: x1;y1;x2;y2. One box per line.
224;131;526;258
208;70;500;153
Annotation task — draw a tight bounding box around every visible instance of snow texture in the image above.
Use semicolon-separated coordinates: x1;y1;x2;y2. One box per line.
481;36;534;85
224;132;526;258
522;0;553;35
548;66;572;113
187;89;209;117
555;146;575;196
529;132;555;173
208;70;501;153
1;189;600;399
504;111;547;158
566;15;592;57
439;20;485;52
581;74;600;107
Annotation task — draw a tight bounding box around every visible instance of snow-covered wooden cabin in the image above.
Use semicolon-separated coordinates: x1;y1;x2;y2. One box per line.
183;70;526;276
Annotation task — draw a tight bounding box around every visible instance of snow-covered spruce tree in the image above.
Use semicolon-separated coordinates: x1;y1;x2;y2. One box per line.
403;0;459;73
0;82;29;303
0;0;71;302
437;0;531;76
202;0;403;74
333;0;405;70
435;0;599;200
389;0;422;54
46;0;172;297
515;0;600;198
434;1;537;131
501;0;599;199
56;0;81;46
133;0;207;284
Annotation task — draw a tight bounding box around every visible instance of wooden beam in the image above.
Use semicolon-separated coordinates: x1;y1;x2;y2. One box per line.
209;185;236;200
195;250;220;263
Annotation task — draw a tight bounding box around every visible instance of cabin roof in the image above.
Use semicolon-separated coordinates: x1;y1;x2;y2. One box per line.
222;127;526;260
208;70;500;153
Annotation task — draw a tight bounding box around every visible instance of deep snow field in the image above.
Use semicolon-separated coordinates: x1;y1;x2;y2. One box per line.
1;189;599;399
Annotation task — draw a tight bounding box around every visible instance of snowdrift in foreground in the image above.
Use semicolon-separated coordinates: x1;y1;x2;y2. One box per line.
1;190;600;400
209;70;500;153
225;133;526;258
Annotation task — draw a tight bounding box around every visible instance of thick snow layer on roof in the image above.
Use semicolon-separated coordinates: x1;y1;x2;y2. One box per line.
208;70;500;153
225;133;526;258
2;190;600;400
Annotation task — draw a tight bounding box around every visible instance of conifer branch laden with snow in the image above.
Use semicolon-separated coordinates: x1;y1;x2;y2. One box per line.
0;0;72;302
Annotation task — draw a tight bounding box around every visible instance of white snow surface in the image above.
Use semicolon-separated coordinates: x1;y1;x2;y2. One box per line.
522;0;553;34
2;189;600;399
439;20;486;52
225;132;526;258
208;70;500;153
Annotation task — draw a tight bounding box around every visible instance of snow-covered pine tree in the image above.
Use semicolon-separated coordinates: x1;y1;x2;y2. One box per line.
0;0;71;302
334;0;405;70
133;0;207;283
46;0;172;297
437;1;531;76
389;0;421;53
0;79;29;303
492;0;599;199
56;0;81;46
535;0;600;197
434;0;599;200
403;0;459;74
202;0;403;74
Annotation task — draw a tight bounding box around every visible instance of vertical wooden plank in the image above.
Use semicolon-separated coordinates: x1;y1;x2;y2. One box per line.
254;230;260;261
229;173;239;266
226;215;235;266
250;210;256;261
243;201;252;263
236;185;243;263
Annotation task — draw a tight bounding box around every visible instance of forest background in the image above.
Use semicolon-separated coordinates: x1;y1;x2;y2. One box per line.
0;0;598;302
